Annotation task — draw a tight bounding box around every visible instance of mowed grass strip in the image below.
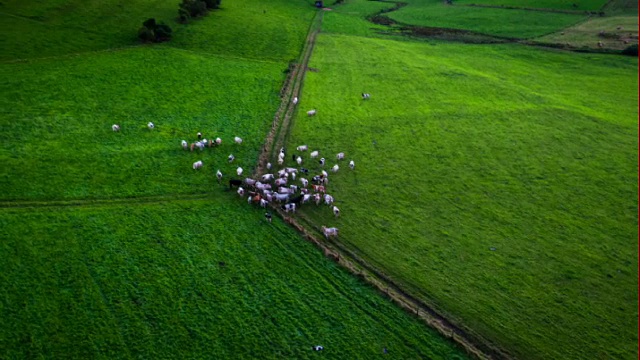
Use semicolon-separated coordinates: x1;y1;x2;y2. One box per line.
385;0;587;38
0;201;469;359
0;46;286;201
287;33;638;360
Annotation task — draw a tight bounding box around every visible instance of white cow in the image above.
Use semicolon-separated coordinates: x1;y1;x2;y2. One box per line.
236;167;243;176
296;145;308;152
324;194;334;206
193;160;203;170
261;174;274;182
228;154;235;163
332;164;339;173
300;178;308;188
237;187;245;197
321;226;339;239
336;152;345;161
349;160;355;170
216;170;222;182
307;109;317;116
282;203;296;213
181;140;188;150
234;137;243;144
296;156;303;165
112;124;120;132
293;96;298;105
332;206;340;217
310;151;319;159
147;122;155;129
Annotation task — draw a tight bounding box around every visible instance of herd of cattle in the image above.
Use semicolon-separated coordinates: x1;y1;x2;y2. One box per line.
112;93;369;240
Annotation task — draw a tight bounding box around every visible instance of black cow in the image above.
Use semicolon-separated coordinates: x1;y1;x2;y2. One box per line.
229;179;242;189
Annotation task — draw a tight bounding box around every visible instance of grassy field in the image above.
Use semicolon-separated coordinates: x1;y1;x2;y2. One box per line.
385;0;587;38
0;47;284;201
287;32;638;360
537;15;638;49
0;0;476;358
0;201;468;359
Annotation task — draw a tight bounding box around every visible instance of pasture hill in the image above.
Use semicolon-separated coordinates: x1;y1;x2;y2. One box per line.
0;0;471;359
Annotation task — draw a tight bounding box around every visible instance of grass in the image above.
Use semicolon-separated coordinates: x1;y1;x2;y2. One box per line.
0;0;475;358
386;0;588;38
287;33;638;360
0;200;468;359
0;46;285;201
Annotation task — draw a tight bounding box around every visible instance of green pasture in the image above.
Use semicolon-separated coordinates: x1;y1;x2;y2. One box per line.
320;0;392;37
0;201;468;359
0;47;284;201
287;33;638;360
0;0;314;62
385;0;587;38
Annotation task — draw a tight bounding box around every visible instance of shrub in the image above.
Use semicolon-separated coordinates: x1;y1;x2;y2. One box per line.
138;26;156;43
138;18;172;43
621;44;638;56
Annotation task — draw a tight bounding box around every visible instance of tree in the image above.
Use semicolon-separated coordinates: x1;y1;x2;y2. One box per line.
138;18;172;43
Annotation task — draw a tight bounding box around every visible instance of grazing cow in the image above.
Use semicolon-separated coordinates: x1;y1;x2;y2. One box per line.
312;175;322;184
319;158;325;166
362;93;370;100
314;193;322;205
332;164;339;173
244;178;257;186
312;184;325;193
265;212;272;223
266;162;272;170
278;186;293;194
202;139;208;147
307;109;317;116
321;226;339;239
277;169;287;178
215;137;222;145
193;160;203;170
252;193;262;203
275;178;287;187
260;199;269;208
285;167;298;174
332;206;340;217
296;156;303;165
277;157;284;165
302;194;313;204
190;143;196;152
324;194;334;206
237;187;245;197
300;178;309;188
296;145;308;152
112;124;120;132
147;122;155;129
314;345;324;351
321;170;328;178
300;168;309;174
228;154;235;163
237;167;243;176
300;188;309;194
336;152;345;161
261;174;274;182
229;179;242;188
349;160;355;170
256;182;272;191
279;147;286;157
291;172;296;181
197;132;202;139
289;184;299;193
281;203;296;213
216;170;223;182
181;140;188;149
234;136;243;144
195;141;205;151
274;193;290;202
310;151;319;159
597;41;604;47
293;96;298;105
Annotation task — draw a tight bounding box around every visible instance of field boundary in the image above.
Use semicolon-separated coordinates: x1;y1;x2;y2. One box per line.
254;6;512;360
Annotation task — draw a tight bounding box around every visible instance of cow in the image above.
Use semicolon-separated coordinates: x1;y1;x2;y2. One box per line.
321;226;339;239
282;203;296;213
229;179;242;189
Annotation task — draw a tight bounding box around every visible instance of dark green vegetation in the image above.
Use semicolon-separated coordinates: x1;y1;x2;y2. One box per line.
0;0;471;358
455;0;608;11
0;201;467;359
287;22;638;360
